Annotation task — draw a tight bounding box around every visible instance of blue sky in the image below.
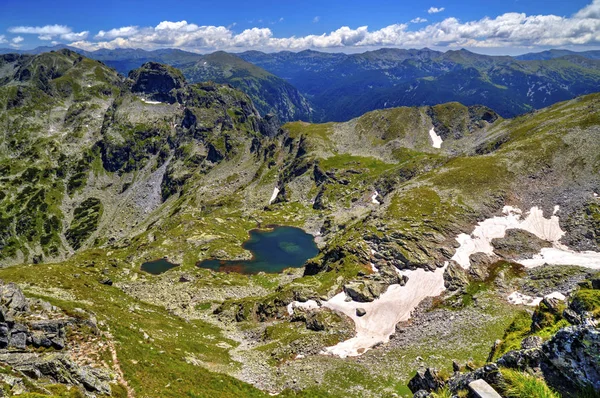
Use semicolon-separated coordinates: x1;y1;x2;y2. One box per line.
1;0;599;54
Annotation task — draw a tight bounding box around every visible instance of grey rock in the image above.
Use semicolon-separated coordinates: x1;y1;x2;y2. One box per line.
521;335;543;350
413;390;431;398
343;280;383;302
356;308;366;317
0;282;29;313
563;308;582;325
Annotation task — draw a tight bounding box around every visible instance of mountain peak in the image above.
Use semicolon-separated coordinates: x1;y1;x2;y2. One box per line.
128;62;186;103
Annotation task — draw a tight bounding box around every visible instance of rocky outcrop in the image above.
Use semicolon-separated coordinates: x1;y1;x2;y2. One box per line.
0;280;114;396
443;262;469;291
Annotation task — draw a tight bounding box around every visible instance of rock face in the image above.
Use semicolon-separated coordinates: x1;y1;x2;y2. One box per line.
491;229;553;260
443;262;469;291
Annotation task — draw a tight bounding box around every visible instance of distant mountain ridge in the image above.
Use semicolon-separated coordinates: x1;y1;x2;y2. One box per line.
239;47;600;121
4;45;600;122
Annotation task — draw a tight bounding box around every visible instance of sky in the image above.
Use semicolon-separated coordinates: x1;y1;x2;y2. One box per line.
1;0;600;55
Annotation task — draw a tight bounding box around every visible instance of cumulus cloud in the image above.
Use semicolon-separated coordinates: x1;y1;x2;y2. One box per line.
575;0;600;18
428;7;445;14
410;17;428;23
8;24;88;41
12;36;24;44
65;1;600;52
0;35;6;44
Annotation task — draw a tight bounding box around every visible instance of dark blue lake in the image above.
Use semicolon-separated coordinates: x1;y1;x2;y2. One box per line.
196;226;319;274
141;258;179;275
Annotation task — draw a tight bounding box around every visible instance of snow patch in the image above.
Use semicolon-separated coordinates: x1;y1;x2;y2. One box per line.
371;191;381;205
451;206;564;269
141;98;162;105
268;186;280;205
428;127;443;149
518;248;600;269
286;300;320;316
508;291;565;307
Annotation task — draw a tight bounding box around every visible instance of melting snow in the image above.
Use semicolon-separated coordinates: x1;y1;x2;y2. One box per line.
268;186;280;205
288;267;447;358
518;248;600;269
429;127;443;149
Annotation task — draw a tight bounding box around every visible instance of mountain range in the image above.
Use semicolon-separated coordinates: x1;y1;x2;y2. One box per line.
5;45;600;123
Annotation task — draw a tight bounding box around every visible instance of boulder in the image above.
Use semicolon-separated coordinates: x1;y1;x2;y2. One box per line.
0;282;29;313
447;363;504;393
443;262;469;291
520;336;543;350
356;308;366;317
343;280;383;302
562;308;582;325
408;368;445;393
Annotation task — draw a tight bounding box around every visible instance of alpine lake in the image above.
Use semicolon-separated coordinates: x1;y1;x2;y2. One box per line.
141;226;319;275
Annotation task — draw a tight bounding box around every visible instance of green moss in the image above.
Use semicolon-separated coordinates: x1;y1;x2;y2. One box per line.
571;289;600;317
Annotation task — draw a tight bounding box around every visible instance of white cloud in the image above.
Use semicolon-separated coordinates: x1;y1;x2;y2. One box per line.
95;26;138;40
51;41;60;45
428;7;445;14
0;35;6;44
279;17;284;22
8;24;88;41
65;2;600;52
12;36;24;44
313;16;320;23
410;17;428;23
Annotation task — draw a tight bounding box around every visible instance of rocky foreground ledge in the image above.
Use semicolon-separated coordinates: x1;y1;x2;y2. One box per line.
0;280;116;396
408;276;600;398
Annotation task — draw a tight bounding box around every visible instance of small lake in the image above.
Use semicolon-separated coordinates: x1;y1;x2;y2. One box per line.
141;258;179;275
196;226;319;274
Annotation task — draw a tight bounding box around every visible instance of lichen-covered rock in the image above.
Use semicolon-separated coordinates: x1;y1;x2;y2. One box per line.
542;325;600;391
